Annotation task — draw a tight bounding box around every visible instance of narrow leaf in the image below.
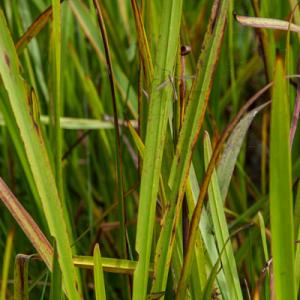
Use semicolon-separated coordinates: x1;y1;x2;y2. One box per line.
50;239;62;300
132;0;183;299
235;14;300;32
93;244;106;300
0;228;14;300
0;10;80;300
270;58;295;300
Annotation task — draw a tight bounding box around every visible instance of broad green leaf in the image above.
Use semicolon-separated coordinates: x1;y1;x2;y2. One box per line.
270;58;295;300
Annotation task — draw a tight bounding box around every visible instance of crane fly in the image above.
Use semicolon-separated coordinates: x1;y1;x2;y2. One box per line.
143;73;195;100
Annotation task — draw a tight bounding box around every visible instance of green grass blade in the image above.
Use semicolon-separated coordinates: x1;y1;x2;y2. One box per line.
0;177;53;269
73;255;154;275
294;178;300;295
270;58;295;300
93;244;106;300
50;239;63;300
257;212;269;262
15;3;56;54
0;114;136;130
187;165;230;299
50;0;63;197
132;0;183;298
204;132;243;300
130;0;153;83
0;10;80;300
69;0;138;117
0;228;14;300
152;0;228;295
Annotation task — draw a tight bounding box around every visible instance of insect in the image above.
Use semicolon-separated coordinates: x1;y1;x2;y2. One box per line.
143;73;195;100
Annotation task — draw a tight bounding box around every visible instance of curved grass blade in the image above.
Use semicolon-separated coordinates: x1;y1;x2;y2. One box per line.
234;14;300;32
270;58;295;300
217;103;269;201
257;212;269;263
0;10;80;300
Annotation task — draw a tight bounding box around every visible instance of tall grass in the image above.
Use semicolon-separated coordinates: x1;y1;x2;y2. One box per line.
0;0;299;299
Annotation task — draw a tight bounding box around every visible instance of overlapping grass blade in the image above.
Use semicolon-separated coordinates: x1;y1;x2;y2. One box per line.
0;10;80;300
0;87;43;222
186;165;230;299
68;0;137;116
204;132;243;300
15;3;55;54
0;178;53;269
151;0;228;295
132;0;183;298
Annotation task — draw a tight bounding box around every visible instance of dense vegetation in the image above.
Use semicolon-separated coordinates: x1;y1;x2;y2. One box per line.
0;0;299;299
